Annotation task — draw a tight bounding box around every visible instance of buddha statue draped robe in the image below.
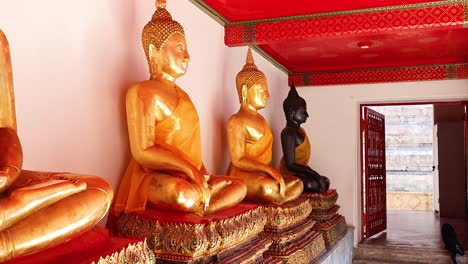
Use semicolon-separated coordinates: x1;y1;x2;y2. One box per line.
278;128;311;175
114;86;203;215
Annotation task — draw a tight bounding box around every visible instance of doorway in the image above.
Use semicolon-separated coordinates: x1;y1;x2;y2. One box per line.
360;102;468;243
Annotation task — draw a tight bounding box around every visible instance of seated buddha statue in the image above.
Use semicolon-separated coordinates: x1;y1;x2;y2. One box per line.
0;29;113;262
227;48;303;206
112;0;246;217
278;82;330;193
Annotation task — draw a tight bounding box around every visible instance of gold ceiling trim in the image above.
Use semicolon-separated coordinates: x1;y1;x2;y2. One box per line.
290;63;468;77
447;64;459;79
227;0;465;26
190;0;230;26
251;45;291;74
191;0;466;27
464;0;468;27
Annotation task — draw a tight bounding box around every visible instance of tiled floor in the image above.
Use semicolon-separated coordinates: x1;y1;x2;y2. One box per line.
362;210;467;249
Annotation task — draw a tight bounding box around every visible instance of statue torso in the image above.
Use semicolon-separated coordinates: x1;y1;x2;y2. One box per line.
133;80;202;169
232;110;273;164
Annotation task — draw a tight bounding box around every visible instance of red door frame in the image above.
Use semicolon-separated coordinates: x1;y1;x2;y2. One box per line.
359;100;467;240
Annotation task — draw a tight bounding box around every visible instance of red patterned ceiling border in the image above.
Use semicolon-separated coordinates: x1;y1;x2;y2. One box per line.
225;0;466;46
288;64;468;86
458;64;468;78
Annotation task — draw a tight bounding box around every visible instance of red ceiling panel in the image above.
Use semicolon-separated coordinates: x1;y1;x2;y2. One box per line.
194;0;468;85
203;0;446;22
261;28;468;72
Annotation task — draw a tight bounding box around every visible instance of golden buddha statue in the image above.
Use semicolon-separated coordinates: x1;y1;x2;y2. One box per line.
112;0;246;217
227;48;303;205
0;29;113;262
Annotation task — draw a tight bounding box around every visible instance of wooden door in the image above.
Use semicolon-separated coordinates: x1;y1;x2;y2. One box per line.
434;103;467;218
437;121;466;217
361;107;387;239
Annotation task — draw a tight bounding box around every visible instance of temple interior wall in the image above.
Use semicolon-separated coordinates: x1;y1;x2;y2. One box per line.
297;80;468;244
0;1;287;191
2;1;468;245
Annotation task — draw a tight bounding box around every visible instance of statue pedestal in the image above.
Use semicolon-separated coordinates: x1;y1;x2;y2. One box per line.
114;204;270;263
302;189;347;248
260;198;326;263
3;226;153;264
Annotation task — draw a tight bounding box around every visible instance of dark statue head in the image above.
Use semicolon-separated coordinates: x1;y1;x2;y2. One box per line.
283;81;308;125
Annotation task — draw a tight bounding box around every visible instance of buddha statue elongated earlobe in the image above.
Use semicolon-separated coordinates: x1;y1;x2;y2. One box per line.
241;84;248;106
148;44;158;79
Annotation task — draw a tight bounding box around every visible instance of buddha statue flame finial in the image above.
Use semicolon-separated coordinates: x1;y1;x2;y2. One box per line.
142;0;184;69
156;0;166;9
235;47;267;103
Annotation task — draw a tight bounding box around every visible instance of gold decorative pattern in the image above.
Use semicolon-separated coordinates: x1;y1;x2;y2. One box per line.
251;45;290;74
309;205;341;221
264;231;326;263
285;233;326;264
189;0;228;26
116;206;266;261
192;0;465;27
314;215;347;248
465;0;468;27
92;239;155;264
218;237;272;264
447;64;459;79
262;218;315;244
262;198;312;231
302;190;339;211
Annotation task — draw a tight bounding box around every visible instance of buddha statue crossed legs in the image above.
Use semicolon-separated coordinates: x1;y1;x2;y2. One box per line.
227;48;303;205
113;0;246;216
0;29;113;261
278;83;330;193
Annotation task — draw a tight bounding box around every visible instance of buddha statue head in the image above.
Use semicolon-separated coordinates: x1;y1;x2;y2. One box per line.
283;81;308;126
142;0;190;81
236;48;269;110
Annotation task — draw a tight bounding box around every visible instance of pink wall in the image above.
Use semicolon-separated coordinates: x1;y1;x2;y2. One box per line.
0;1;287;191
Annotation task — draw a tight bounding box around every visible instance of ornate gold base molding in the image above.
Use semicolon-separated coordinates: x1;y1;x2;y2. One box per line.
301;190;339;211
217;237;272;264
262;198;312;231
313;215;348;248
260;198;326;263
310;204;341;222
92;240;155;264
115;206;267;262
264;229;326;264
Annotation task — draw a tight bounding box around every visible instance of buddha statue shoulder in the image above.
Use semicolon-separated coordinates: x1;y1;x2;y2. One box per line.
0;29;113;261
278;83;330;193
112;0;246;216
226;48;303;205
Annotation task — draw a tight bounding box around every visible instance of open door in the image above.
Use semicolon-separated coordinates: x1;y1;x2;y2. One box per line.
361;107;387;239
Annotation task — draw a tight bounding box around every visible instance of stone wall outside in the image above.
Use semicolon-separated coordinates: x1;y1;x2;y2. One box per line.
370;105;434;210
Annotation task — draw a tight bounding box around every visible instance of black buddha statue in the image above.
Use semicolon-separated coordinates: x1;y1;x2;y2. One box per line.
278;82;330;193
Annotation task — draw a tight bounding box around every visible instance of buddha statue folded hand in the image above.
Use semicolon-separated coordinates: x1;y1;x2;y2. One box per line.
226;48;303;205
0;29;113;262
113;0;246;217
278;82;330;193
